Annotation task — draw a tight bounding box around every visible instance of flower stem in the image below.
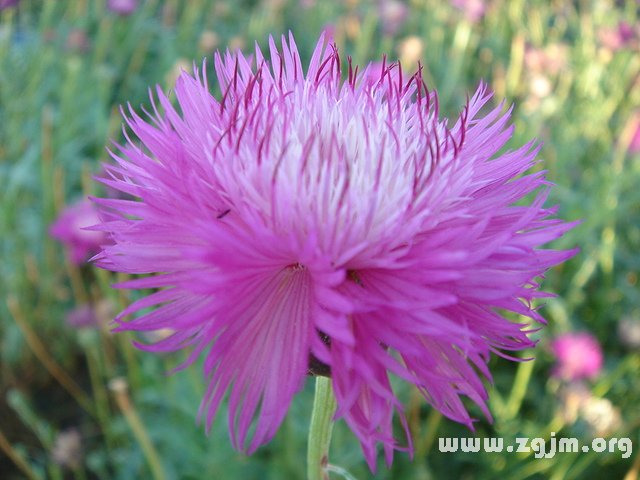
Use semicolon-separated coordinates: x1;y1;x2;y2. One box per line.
6;295;95;417
0;428;40;480
307;376;337;480
109;378;166;480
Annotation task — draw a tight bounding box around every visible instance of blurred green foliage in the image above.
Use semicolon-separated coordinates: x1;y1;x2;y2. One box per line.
1;0;639;479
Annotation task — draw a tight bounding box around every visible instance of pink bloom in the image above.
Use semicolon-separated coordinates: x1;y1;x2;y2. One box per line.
107;0;137;16
524;43;568;77
378;0;409;35
628;115;640;154
94;33;576;470
65;301;112;329
551;332;603;381
617;22;636;44
0;0;19;10
598;21;637;51
50;200;106;265
66;304;98;329
451;0;486;23
65;29;90;53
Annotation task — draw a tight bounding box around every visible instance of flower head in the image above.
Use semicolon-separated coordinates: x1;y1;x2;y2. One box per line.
65;301;112;329
451;0;486;23
378;0;409;36
107;0;137;16
618;316;640;349
94;32;576;470
50;200;106;265
0;0;19;11
550;332;603;381
598;21;638;52
66;304;99;329
51;429;83;470
628;114;640;154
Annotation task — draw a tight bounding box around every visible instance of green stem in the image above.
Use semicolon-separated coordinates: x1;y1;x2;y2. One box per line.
504;356;535;420
110;379;165;480
307;376;337;480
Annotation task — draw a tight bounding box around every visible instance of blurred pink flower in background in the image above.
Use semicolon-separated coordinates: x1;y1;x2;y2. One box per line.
107;0;137;16
65;29;90;53
66;304;98;329
0;0;19;10
628;115;640;154
524;43;569;77
378;0;408;35
51;429;82;469
49;200;105;265
522;43;569;108
550;332;603;381
451;0;486;23
65;301;112;329
598;21;637;51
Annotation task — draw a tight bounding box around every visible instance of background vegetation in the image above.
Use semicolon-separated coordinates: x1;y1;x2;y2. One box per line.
1;0;639;478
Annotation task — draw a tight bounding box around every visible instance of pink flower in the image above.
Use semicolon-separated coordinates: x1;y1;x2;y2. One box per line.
451;0;486;23
550;332;603;381
0;0;20;10
598;21;637;51
65;29;90;53
65;301;112;329
50;200;105;265
628;115;640;154
107;0;137;16
524;43;569;77
378;0;409;35
94;33;576;470
66;304;98;329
